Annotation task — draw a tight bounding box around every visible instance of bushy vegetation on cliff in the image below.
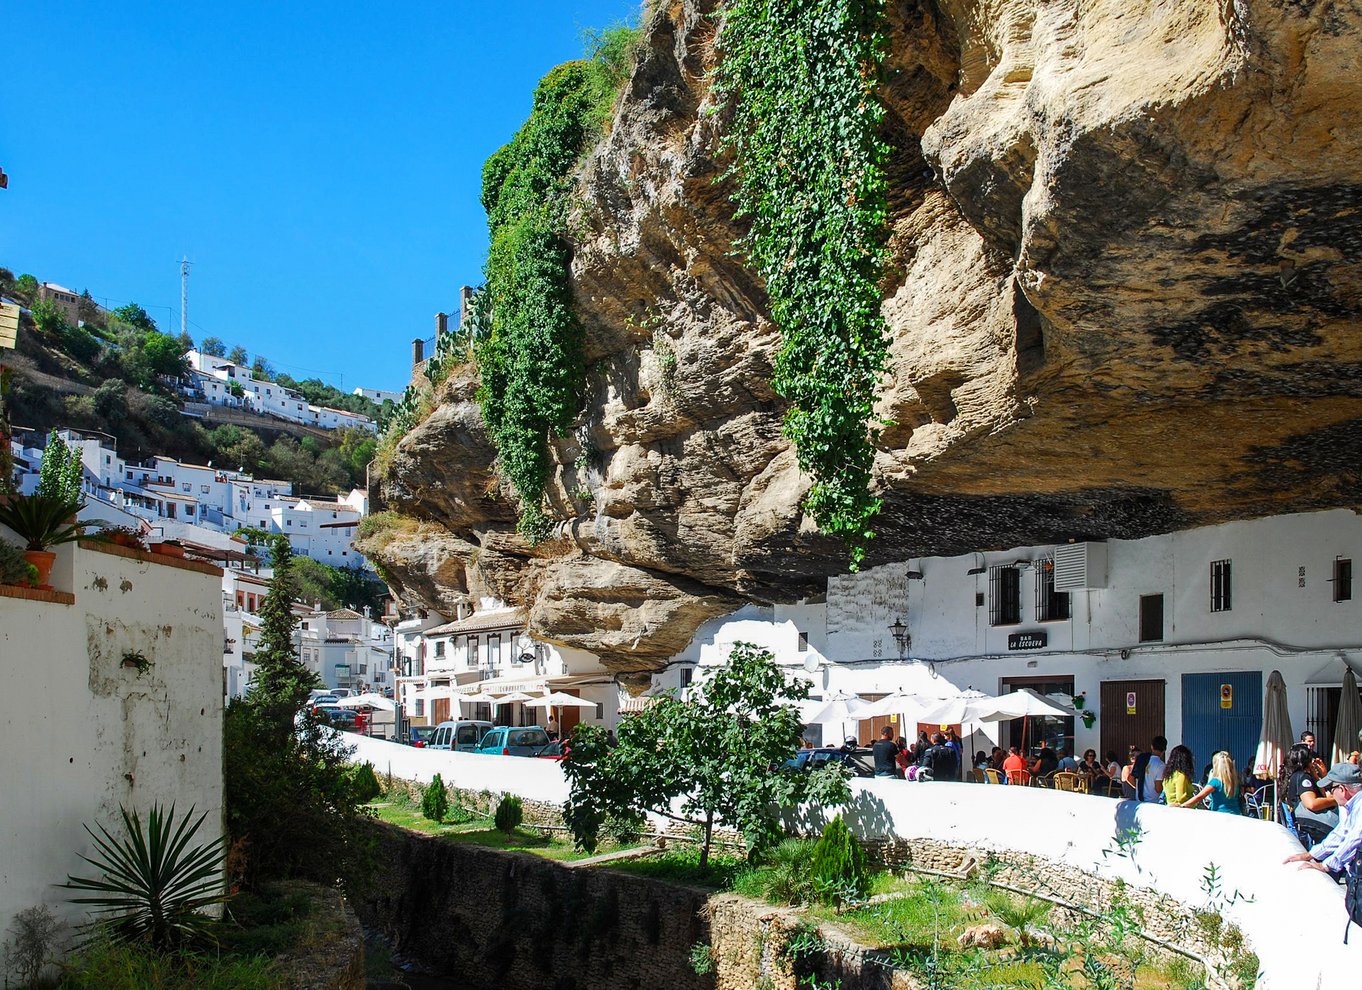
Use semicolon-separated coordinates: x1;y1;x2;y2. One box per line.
716;0;892;570
474;25;639;540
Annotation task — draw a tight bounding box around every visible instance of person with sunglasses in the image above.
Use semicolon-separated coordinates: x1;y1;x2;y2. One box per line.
1284;762;1362;877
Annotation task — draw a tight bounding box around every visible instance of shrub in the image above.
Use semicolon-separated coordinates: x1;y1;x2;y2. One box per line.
494;795;524;835
61;804;227;951
57;937;277;990
0;538;33;585
421;775;449;824
810;815;870;906
3;904;62;988
758;838;819;905
348;763;381;804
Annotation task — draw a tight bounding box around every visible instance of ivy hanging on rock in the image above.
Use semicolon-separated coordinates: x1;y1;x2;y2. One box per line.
477;31;638;540
717;0;891;570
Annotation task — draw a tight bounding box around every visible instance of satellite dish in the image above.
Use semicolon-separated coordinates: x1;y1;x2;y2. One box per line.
802;654;820;673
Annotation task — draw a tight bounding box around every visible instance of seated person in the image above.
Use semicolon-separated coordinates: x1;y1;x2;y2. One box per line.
1181;751;1241;814
1163;745;1196;807
1280;743;1338;845
1002;745;1028;781
1079;749;1105;785
1055;747;1079;774
989;746;1006;770
1030;740;1059;779
973;750;990;771
895;737;913;776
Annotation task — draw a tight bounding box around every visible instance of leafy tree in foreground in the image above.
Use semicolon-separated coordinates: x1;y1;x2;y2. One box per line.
563;643;850;869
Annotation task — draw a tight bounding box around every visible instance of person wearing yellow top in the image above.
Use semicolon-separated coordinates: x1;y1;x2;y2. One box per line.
1163;745;1197;806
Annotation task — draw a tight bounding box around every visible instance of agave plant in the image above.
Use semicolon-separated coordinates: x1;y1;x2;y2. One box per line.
0;492;86;550
62;804;227;950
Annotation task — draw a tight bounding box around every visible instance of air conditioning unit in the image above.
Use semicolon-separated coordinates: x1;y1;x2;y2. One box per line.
1052;542;1108;591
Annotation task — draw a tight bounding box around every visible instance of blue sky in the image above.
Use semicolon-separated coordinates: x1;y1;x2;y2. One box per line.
0;1;641;394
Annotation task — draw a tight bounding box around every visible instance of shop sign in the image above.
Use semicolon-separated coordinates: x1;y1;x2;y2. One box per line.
1220;683;1233;710
1007;631;1048;651
1126;691;1137;715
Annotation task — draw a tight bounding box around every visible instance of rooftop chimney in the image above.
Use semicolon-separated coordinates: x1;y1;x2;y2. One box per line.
411;337;424;366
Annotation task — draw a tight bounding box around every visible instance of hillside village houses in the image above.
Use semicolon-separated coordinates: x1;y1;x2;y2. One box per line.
10;428;397;702
9;427;371;569
185;349;378;433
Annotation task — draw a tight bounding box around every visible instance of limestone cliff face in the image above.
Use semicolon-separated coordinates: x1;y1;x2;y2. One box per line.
368;0;1362;672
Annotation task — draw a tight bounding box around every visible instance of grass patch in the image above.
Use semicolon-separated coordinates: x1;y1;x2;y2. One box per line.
57;940;278;990
606;845;748;890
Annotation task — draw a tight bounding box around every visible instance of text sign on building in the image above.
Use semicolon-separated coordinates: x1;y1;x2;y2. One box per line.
1220;683;1233;710
1126;691;1137;715
1007;631;1048;651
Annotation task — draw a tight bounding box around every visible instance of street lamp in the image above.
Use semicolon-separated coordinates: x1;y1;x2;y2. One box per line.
889;617;910;660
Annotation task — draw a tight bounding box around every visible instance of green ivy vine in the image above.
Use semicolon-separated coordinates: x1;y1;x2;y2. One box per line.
716;0;891;569
476;30;638;540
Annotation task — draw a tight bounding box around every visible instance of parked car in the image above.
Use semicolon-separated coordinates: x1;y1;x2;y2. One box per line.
534;740;567;761
407;725;437;748
474;726;552;757
427;720;493;752
310;695;340;714
315;706;358;731
784;747;875;778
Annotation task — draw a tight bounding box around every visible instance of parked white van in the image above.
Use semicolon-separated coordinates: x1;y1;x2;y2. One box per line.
428;720;494;752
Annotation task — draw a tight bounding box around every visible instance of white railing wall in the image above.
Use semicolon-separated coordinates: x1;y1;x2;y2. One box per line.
348;737;1359;988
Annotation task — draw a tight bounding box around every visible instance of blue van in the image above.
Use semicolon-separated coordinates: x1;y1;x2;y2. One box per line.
475;726;552;757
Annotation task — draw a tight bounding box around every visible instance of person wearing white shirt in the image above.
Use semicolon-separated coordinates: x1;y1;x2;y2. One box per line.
1284;762;1362;876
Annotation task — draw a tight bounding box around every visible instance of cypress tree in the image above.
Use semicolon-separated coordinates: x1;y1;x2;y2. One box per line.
249;537;316;736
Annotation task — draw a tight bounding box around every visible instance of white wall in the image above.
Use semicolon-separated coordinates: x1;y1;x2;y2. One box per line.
345;733;1358;989
346;734;569;804
834;780;1359;990
0;540;224;947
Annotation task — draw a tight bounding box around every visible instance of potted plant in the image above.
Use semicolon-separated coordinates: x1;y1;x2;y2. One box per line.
0;493;87;588
96;524;149;551
0;537;37;587
1071;692;1087;711
1080;710;1097;729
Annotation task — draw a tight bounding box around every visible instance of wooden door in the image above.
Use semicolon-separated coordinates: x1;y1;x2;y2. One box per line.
1100;679;1165;763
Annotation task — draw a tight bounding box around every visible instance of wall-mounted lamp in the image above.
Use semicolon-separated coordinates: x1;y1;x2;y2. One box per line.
1013;559;1034;569
966;564;986;575
889;617;911;660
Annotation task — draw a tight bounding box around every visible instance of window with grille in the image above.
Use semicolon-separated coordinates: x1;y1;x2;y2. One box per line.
434;641;445;657
989;565;1021;626
1035;559;1071;621
1139;594;1164;642
1334;558;1353;603
489;635;501;666
1210;559;1232;612
798;631;809;651
680;667;694;690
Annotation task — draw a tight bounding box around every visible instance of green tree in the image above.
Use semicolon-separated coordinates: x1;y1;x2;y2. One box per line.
562;643;851;869
251;355;273;379
31;299;69;337
421;775;450;823
142;332;190;379
227;345;249;365
112;303;158;334
200;336;227;357
249;537;315;730
13;273;39;301
810;814;871;906
38;430;85;503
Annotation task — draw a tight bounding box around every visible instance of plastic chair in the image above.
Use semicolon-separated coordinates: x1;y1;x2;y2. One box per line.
983;768;1005;785
1006;769;1031;786
970;768;986;783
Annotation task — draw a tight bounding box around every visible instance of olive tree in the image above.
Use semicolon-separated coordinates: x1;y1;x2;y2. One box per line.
563;642;849;869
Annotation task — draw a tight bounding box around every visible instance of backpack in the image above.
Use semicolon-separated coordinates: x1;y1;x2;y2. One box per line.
1132;752;1153;802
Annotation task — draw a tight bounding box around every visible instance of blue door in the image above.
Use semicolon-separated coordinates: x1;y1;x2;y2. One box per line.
1181;671;1262;773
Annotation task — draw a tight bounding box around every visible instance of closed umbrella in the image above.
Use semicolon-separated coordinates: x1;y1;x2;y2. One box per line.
1253;670;1293;821
1332;667;1362;766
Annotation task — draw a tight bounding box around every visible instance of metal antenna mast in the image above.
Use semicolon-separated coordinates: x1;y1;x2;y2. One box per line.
180;256;191;339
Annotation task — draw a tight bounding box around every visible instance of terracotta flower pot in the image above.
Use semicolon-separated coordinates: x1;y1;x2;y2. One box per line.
23;549;56;589
150;542;185;558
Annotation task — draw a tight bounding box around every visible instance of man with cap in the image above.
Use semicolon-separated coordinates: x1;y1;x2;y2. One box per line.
1283;761;1362;877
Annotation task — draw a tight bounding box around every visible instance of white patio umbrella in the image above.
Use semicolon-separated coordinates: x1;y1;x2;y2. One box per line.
524;691;600;709
803;691;869;725
492;691;535;708
917;690;997;726
414;685;459;702
331;692;395;712
1253;670;1293;777
1253;670;1293;821
458;692;498;705
1332;667;1362;766
802;691;870;745
983;688;1075;721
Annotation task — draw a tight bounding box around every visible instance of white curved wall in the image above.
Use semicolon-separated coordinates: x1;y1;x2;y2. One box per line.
835;780;1358;990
